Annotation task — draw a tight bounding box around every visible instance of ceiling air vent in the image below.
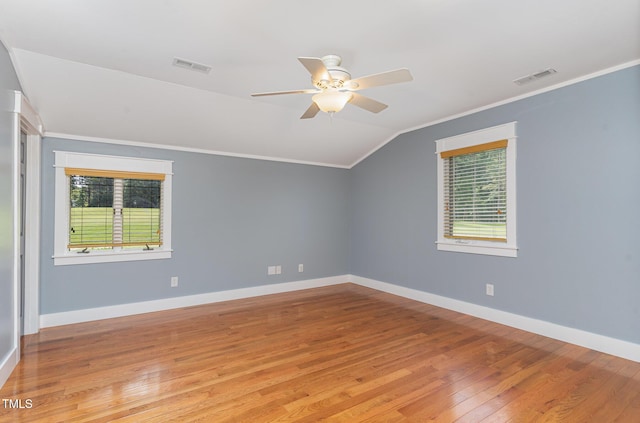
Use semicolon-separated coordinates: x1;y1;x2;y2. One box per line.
172;57;212;74
513;68;557;86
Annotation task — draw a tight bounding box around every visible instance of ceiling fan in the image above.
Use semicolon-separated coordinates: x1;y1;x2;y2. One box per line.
251;55;413;119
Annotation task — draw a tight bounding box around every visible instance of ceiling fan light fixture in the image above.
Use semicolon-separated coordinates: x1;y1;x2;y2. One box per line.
312;91;353;114
251;54;412;119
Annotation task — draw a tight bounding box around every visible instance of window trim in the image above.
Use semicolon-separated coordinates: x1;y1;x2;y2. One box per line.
53;151;173;265
435;122;517;257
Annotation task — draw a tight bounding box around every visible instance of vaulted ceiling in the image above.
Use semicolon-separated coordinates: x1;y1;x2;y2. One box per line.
1;0;638;167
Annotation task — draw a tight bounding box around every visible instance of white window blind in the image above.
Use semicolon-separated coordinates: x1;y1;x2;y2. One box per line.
442;140;508;242
54;151;173;265
66;168;164;251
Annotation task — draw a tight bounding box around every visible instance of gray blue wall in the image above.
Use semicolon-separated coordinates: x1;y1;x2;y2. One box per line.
350;65;640;344
38;65;640;347
40;139;350;313
0;41;21;366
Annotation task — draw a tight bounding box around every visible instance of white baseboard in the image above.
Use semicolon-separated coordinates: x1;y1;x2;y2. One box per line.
38;274;640;363
40;275;347;328
0;347;19;389
349;275;640;363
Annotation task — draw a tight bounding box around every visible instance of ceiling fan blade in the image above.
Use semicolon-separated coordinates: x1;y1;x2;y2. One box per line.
349;93;388;113
251;89;319;97
300;102;320;119
298;57;332;83
348;68;413;90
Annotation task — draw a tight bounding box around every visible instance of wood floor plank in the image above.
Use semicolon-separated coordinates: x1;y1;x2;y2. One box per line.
1;283;639;422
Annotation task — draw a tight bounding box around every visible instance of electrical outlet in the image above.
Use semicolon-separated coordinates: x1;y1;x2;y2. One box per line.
298;264;304;273
276;265;282;275
486;283;494;296
268;266;276;275
171;276;179;287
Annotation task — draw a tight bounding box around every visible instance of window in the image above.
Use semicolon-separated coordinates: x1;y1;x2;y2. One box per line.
436;122;517;257
67;171;163;250
54;151;173;265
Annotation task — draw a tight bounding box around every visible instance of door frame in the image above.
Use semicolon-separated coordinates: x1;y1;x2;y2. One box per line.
13;91;42;339
1;91;42;387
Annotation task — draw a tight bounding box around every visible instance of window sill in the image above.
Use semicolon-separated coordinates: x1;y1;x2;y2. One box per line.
436;241;517;257
53;249;173;266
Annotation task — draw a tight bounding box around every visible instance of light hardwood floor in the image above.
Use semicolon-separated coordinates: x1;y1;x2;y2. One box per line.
1;283;639;422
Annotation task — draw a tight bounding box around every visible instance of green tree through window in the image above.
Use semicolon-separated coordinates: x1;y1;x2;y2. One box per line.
445;148;507;240
69;175;162;250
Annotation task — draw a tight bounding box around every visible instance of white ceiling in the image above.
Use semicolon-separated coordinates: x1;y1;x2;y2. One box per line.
1;0;638;168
